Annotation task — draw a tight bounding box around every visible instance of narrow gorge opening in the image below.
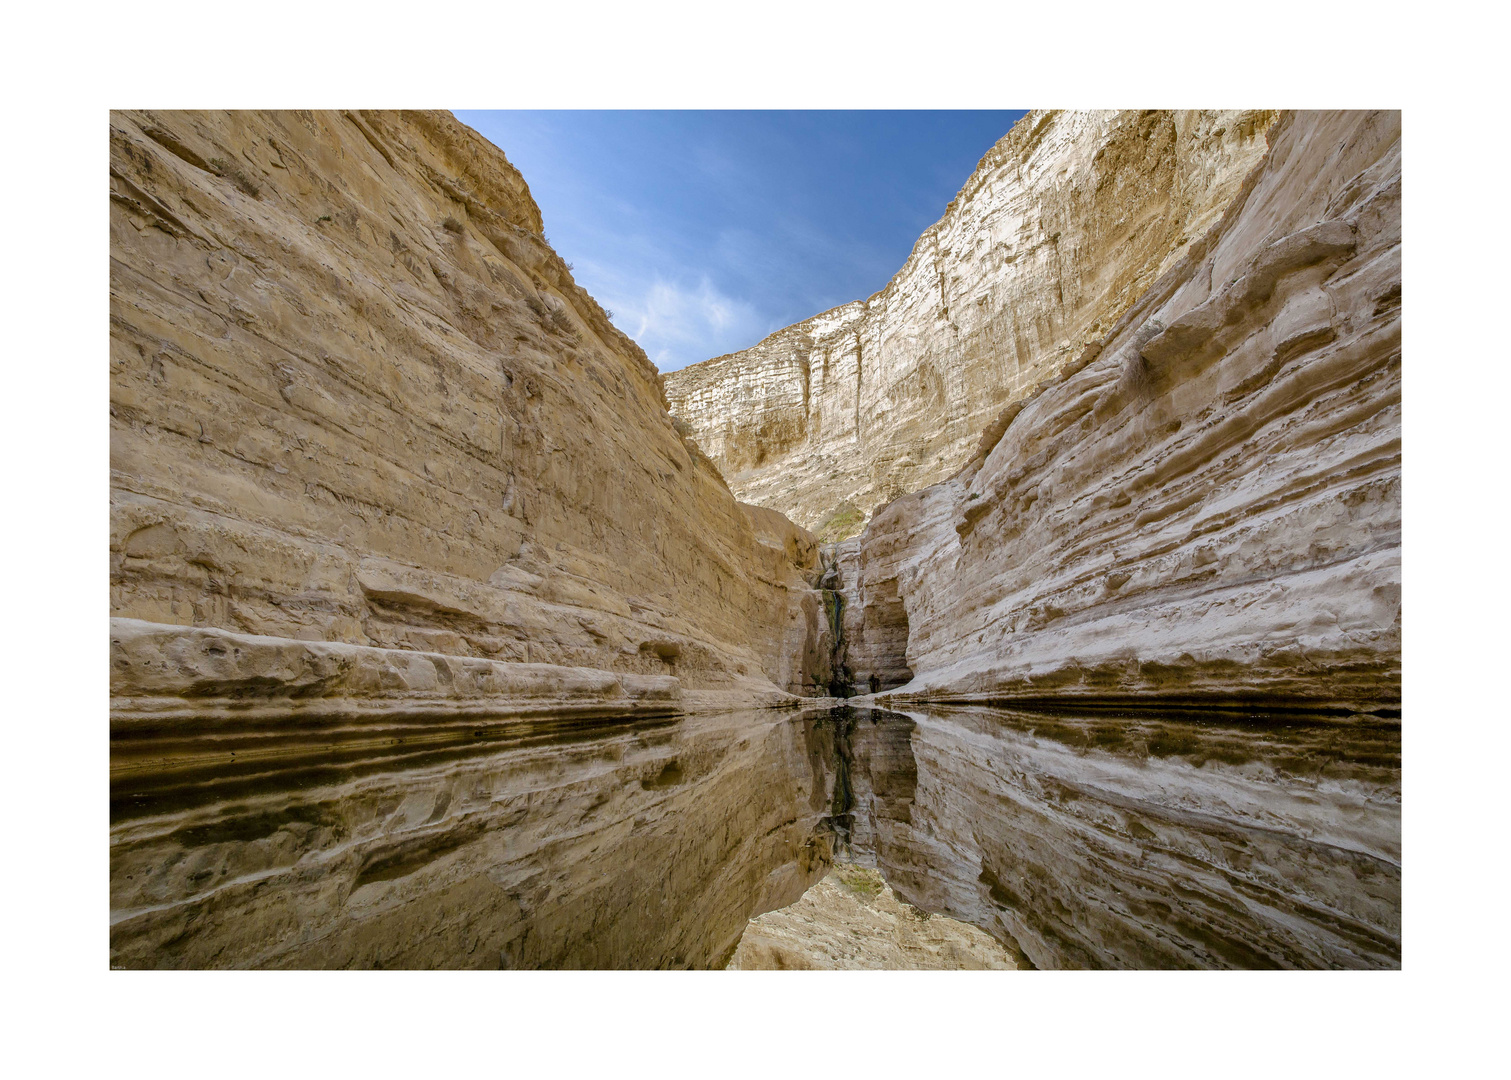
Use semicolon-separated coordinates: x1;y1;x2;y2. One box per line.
817;548;854;697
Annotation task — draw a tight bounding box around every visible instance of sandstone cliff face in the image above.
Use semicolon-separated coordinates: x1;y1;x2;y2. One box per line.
665;110;1278;535
109;110;848;967
108;109;1401;970
853;111;1401;713
110;110;830;712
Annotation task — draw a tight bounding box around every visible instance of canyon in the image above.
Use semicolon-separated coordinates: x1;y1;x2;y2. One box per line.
665;110;1280;538
110;109;1400;969
832;111;1402;710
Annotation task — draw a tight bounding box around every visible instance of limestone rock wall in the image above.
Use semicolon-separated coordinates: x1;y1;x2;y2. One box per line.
665;110;1279;534
726;862;1018;970
827;534;915;695
110;110;830;713
870;111;1401;712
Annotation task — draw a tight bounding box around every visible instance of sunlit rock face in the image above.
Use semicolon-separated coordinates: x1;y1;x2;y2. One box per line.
108;110;851;968
110;710;847;969
869;111;1400;713
726;862;1018;970
665;110;1278;535
109;110;830;705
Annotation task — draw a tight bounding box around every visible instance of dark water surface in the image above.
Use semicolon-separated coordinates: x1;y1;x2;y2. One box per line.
109;705;1399;969
841;705;1400;969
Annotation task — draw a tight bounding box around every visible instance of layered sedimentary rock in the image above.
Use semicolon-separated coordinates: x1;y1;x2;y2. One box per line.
110;109;834;713
665;110;1278;535
109;111;843;966
109;108;1403;970
852;111;1401;712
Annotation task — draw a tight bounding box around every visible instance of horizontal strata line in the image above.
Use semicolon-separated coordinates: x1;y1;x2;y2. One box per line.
927;542;1400;653
880;693;1400;718
1014;769;1403;872
111;698;683;728
112;753;730;926
112;727;629;786
111;261;521;478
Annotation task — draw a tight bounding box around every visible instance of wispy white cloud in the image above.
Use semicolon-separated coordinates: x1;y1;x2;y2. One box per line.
453;109;1027;372
584;269;771;370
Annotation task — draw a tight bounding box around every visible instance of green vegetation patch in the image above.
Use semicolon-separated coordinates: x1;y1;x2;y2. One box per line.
816;501;866;543
834;863;884;899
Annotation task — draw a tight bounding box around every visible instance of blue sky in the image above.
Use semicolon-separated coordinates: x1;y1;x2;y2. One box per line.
454;110;1027;372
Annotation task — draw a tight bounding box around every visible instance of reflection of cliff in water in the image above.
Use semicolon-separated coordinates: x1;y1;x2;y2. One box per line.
110;709;848;970
111;703;1399;969
841;706;1400;970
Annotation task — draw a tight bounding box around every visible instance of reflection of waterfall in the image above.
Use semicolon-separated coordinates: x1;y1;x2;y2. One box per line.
112;702;1400;968
820;707;856;853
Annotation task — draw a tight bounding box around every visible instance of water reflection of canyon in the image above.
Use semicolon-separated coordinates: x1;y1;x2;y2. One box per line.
110;706;1399;970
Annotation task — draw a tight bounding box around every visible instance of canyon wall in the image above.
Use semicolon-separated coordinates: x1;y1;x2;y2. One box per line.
110;109;832;714
665;110;1278;536
808;113;1400;712
852;110;1401;713
109;108;1401;969
109;110;843;966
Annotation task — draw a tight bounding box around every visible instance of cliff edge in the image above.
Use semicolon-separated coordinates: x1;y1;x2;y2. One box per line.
665;110;1278;536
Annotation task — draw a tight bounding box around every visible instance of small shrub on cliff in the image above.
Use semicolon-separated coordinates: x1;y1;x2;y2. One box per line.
816;501;866;543
834;864;884;900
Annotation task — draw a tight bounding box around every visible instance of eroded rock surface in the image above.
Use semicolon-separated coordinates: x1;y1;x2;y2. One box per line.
110;109;830;709
726;862;1017;970
865;111;1401;712
666;110;1278;535
109;110;850;967
109;109;1403;970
